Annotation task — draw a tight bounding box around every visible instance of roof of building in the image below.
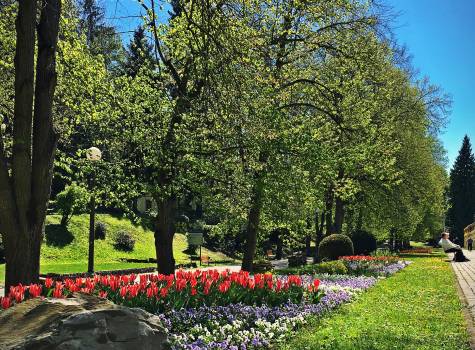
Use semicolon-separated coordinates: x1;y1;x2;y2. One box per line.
465;222;475;234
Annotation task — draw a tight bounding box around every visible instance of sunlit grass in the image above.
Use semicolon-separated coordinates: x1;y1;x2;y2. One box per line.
0;214;234;284
282;253;470;350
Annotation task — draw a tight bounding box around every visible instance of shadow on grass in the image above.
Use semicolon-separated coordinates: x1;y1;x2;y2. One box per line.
45;224;74;247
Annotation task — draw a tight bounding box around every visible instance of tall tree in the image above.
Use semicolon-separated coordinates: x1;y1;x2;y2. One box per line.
0;0;61;289
101;0;251;275
120;26;155;77
78;0;123;71
447;135;475;243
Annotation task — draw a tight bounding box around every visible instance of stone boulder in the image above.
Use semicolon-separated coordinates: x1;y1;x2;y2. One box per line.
0;293;169;350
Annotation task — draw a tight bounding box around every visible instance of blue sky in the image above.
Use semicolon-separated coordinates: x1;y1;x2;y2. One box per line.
104;0;475;169
386;0;475;169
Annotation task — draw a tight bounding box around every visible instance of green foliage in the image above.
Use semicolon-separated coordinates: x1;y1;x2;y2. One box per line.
446;135;475;243
113;230;135;252
77;0;124;71
0;0;451;274
318;234;354;261
280;261;349;276
94;221;107;240
55;184;89;227
313;260;349;275
282;256;470;350
351;230;377;255
252;259;274;273
120;26;155;77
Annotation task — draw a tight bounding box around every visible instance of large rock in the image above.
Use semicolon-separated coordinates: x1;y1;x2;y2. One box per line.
0;293;169;350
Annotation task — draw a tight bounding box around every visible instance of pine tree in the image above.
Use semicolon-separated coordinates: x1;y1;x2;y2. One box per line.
446;135;475;244
77;0;123;71
121;26;155;77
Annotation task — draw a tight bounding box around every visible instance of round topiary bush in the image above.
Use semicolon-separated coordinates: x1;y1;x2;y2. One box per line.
94;222;107;240
318;234;354;261
351;230;377;255
114;230;135;251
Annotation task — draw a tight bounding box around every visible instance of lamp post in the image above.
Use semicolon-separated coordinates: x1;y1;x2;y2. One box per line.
86;146;101;274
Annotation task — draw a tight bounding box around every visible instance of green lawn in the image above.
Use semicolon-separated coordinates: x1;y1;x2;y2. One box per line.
282;253;471;350
0;214;234;284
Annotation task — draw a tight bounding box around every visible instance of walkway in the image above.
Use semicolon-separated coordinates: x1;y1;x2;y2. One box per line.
451;249;475;349
271;257;314;270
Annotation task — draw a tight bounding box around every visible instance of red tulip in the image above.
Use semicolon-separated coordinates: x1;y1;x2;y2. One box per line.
52;286;64;298
0;297;11;309
28;284;42;298
44;278;53;289
313;279;320;291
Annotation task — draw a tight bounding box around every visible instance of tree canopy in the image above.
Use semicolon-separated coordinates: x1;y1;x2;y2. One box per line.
0;0;451;282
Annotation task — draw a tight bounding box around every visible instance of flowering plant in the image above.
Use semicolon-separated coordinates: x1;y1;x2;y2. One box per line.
338;256;409;277
0;270;323;313
339;255;399;262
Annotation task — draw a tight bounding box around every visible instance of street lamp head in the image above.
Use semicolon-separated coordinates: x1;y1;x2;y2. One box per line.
86;146;102;161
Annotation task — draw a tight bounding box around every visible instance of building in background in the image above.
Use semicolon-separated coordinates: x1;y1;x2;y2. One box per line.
464;222;475;247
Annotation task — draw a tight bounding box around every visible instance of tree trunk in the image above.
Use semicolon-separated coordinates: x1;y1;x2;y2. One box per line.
334;196;345;234
314;210;325;263
4;225;43;288
345;207;353;235
357;207;363;230
60;215;69;227
305;235;311;256
154;196;177;275
1;0;61;290
87;192;96;273
325;186;334;234
242;175;265;272
333;169;345;234
275;236;283;260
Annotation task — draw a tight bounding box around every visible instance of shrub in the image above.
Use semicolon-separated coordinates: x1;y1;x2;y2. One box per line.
114;230;135;251
55;184;89;227
183;244;198;256
351;230;377;255
278;260;348;276
288;254;307;267
312;260;348;275
94;222;107;240
253;259;274;273
318;234;354;261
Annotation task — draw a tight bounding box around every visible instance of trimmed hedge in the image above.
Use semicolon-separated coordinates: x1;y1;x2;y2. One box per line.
351;230;377;255
318;234;354;261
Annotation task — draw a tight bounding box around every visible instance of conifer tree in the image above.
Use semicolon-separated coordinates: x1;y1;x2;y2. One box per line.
78;0;123;70
446;135;475;244
121;26;155;77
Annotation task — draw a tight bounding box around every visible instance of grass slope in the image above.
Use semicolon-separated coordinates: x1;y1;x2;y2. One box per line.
282;253;470;350
0;214;232;284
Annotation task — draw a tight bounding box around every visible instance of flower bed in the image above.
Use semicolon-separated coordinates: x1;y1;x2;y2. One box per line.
161;275;378;349
0;270;322;312
399;247;433;254
0;260;409;350
279;256;408;278
339;256;409;277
